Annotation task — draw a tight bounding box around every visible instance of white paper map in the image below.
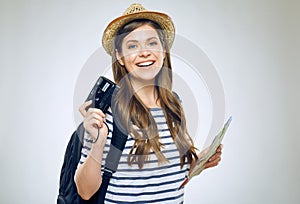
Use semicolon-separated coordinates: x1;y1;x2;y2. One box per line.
178;116;232;189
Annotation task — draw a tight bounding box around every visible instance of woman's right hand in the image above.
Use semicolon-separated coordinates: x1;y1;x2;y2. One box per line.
79;100;108;140
75;100;108;199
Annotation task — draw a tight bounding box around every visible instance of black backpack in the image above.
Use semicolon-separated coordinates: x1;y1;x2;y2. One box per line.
57;120;128;204
57;122;85;204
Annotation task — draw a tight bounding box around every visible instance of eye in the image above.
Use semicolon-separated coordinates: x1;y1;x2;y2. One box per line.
128;43;138;49
148;40;158;47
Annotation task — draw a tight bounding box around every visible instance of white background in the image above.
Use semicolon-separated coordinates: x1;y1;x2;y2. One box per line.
1;0;299;203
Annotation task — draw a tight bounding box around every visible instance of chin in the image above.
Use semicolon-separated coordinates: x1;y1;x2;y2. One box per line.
131;68;161;83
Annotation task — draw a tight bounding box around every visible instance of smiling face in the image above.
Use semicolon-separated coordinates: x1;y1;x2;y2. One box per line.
116;24;166;86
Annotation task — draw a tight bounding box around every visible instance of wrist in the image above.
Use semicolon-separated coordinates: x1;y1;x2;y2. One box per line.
92;136;107;149
91;122;109;143
92;130;108;148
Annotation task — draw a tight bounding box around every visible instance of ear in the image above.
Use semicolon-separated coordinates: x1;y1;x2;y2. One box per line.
115;49;124;66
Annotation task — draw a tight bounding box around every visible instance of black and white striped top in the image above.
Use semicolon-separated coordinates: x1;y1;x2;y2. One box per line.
78;107;189;203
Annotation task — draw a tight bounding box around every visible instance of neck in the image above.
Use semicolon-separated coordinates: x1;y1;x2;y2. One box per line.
131;81;160;108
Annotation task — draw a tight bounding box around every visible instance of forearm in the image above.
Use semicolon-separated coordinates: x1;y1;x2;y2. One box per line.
74;136;106;200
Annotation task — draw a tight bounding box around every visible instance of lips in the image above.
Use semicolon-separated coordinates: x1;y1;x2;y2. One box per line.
136;61;155;67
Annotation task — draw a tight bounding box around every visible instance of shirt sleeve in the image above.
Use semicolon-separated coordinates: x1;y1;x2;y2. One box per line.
78;131;94;166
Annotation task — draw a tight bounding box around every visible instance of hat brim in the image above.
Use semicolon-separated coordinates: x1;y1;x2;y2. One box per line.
102;11;175;56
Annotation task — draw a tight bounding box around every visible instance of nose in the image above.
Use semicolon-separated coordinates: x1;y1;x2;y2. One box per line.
139;48;151;57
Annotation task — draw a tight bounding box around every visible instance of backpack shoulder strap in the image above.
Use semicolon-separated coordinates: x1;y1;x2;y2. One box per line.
92;113;128;204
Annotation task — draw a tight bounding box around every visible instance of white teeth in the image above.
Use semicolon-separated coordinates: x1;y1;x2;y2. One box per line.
137;61;154;67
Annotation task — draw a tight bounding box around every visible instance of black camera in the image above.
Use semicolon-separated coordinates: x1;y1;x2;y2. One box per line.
86;76;119;113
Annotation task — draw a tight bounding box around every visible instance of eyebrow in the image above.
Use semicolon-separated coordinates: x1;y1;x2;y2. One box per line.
125;37;159;44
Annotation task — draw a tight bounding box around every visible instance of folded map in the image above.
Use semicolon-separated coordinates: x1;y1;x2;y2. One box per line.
178;116;232;189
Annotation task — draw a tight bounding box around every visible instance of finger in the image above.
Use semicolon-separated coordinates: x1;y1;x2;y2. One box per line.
89;112;104;121
79;100;93;117
217;144;223;153
205;157;221;168
208;152;222;162
87;108;105;118
88;118;102;128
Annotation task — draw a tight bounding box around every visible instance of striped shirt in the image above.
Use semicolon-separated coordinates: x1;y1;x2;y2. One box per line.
78;107;189;203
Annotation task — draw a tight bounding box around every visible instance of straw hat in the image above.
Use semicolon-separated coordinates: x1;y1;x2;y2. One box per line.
102;3;175;56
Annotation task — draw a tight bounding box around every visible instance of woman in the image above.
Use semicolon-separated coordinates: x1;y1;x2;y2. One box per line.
75;4;222;203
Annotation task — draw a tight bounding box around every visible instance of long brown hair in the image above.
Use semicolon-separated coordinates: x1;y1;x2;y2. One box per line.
111;19;198;168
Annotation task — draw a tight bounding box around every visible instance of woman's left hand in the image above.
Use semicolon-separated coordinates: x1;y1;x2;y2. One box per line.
204;144;223;169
